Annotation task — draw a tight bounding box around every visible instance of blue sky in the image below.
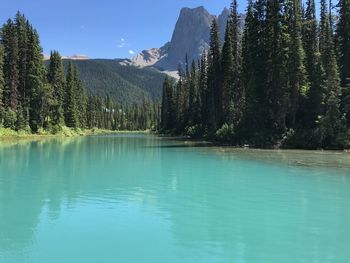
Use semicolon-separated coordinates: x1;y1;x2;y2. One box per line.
0;0;247;59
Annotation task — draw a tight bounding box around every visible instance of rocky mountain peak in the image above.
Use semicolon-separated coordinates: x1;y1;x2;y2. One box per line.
131;6;245;74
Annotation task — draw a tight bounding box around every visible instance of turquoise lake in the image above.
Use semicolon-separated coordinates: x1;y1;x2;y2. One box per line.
0;133;350;263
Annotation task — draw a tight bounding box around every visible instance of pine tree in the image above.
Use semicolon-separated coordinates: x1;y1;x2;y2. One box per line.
336;0;350;126
15;13;29;113
302;0;325;127
47;51;65;126
1;19;19;110
26;26;47;132
64;62;78;128
222;19;234;124
188;60;198;126
207;19;222;132
199;53;208;128
0;46;4;122
265;0;289;135
74;66;87;129
287;0;308;127
319;0;345;147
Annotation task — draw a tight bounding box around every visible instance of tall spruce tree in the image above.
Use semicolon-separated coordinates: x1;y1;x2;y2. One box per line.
1;19;19;111
160;76;175;131
199;53;208;128
336;0;350;126
188;60;198;126
287;0;308;127
0;46;4;122
319;0;345;147
221;19;234;123
302;0;325;127
207;19;222;132
26;26;47;132
74;66;87;129
265;0;288;135
47;51;65;126
64;62;79;128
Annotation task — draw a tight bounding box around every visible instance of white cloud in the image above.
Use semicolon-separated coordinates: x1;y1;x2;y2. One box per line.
118;38;129;48
128;50;134;55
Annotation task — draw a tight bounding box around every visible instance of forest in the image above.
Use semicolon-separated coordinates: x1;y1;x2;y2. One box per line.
160;0;350;149
0;13;159;135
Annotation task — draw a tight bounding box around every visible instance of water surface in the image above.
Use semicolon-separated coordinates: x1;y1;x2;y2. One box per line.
0;134;350;263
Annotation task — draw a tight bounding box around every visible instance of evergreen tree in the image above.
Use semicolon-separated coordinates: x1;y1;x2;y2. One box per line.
222;19;234;124
47;51;65;126
1;19;19;110
302;0;325;127
265;0;289;134
287;0;308;127
0;46;4;122
64;62;78;128
336;0;350;126
74;66;87;129
207;19;222;132
319;0;345;147
199;53;208;128
26;26;47;132
188;60;198;126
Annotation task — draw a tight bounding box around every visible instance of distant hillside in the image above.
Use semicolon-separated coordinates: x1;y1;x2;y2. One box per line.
61;59;167;104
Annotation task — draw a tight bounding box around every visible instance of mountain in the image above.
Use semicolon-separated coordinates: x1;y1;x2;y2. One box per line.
131;6;245;72
61;59;166;104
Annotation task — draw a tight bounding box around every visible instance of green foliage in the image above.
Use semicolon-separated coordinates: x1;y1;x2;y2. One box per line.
215;123;235;142
160;0;350;149
3;108;16;130
0;13;159;136
185;125;204;138
59;59;166;104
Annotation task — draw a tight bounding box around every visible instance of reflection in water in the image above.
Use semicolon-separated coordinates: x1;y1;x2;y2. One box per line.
0;134;350;262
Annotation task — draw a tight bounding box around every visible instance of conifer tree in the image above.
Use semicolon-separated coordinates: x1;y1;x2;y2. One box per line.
265;0;288;134
26;26;47;132
302;0;325;127
74;66;87;129
319;0;345;147
1;19;19;110
222;19;234;123
336;0;350;126
0;46;4;122
198;53;208;127
188;60;198;126
47;51;65;126
287;0;308;127
64;62;78;128
207;19;222;132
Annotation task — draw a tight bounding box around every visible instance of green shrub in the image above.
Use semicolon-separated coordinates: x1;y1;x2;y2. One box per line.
185;125;203;138
3;109;17;130
215;123;235;142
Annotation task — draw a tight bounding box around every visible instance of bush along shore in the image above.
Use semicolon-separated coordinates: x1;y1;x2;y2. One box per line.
160;0;350;150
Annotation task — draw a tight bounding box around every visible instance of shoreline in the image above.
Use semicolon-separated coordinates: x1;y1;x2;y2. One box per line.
0;129;150;141
158;134;350;153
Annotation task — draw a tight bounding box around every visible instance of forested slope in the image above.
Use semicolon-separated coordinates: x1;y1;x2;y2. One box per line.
61;59;166;104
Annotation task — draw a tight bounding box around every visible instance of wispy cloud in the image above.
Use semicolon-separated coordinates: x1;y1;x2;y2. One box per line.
128;50;134;55
80;25;87;31
118;38;129;48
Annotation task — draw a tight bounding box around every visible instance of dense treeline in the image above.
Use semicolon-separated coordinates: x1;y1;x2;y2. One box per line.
161;0;350;149
0;13;158;134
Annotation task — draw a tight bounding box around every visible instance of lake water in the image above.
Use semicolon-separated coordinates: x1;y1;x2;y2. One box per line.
0;134;350;263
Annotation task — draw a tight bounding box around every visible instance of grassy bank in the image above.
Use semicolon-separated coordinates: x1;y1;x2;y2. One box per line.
0;127;148;141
